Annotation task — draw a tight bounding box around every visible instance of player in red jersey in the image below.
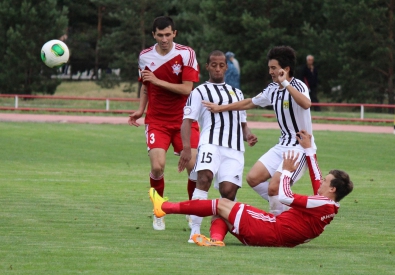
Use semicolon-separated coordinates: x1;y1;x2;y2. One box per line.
149;130;354;246
128;16;200;230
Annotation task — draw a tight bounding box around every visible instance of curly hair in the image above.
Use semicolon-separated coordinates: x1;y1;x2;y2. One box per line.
267;46;296;77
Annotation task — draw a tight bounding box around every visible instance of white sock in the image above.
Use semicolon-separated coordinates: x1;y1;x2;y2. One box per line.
189;189;208;239
269;195;284;216
252;181;269;201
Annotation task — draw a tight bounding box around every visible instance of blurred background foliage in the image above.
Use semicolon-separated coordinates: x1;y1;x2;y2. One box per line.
0;0;393;108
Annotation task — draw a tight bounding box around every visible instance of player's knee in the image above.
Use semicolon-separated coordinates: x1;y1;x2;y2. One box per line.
219;188;237;201
196;172;213;190
219;183;239;201
150;166;164;177
246;173;260;187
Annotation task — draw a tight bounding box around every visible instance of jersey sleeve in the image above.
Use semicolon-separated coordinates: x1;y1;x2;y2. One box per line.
183;88;202;121
137;53;149;83
237;89;247;123
291;78;310;99
181;47;199;82
278;170;330;210
251;87;271;107
304;148;321;195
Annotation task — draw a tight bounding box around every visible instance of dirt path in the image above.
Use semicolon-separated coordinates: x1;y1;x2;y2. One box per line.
0;113;393;134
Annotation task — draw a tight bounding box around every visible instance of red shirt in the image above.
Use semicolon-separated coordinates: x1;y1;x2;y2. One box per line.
138;43;199;125
276;152;339;247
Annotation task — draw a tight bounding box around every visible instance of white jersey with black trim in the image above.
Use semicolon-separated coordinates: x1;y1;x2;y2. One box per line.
252;77;316;148
183;82;247;151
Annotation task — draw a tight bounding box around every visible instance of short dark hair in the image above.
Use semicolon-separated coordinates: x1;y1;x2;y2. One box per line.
206;50;226;64
152;16;175;33
267;46;296;77
329;170;354;202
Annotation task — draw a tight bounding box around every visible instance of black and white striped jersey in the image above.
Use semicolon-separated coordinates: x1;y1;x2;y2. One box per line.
252;78;316;148
183;82;247;151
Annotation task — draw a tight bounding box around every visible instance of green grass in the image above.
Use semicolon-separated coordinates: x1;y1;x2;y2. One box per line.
0;122;395;274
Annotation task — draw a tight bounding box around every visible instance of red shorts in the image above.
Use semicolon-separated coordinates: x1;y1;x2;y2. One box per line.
228;203;281;247
145;122;199;155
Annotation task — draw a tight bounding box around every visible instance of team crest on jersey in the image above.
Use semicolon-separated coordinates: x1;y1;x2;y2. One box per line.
172;62;182;75
229;90;236;97
283;100;289;109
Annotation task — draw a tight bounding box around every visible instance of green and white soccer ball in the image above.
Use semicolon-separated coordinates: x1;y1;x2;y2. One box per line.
40;39;70;68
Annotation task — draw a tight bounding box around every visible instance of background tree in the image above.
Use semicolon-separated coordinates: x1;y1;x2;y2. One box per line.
99;0;174;93
0;0;68;94
303;0;394;109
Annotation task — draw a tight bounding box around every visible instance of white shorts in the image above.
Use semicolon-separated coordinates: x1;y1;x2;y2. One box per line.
194;144;244;189
258;144;307;183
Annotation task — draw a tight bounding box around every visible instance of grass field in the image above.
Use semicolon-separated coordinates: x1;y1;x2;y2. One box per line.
0;122;394;274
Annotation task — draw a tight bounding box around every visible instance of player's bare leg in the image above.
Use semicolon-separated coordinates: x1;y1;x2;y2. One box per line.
149;148;167;230
247;161;271;201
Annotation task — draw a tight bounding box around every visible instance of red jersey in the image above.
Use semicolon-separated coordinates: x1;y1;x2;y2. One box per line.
138;43;199;125
275;149;339;247
229;149;339;247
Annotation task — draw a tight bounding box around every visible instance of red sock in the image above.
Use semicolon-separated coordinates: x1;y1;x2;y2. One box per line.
187;179;196;200
210;217;228;241
150;173;164;197
162;199;218;217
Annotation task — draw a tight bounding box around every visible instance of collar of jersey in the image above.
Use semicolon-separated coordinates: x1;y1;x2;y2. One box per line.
153;43;175;57
205;81;226;85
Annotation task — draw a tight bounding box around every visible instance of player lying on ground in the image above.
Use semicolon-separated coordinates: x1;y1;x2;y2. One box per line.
149;130;354;247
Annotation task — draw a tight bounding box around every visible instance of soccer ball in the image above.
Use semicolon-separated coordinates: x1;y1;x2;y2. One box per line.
40;39;70;68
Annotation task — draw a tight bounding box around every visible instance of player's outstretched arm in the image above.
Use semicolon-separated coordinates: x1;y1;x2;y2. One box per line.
296;130;321;195
202;98;256;113
278;151;300;206
128;84;148;127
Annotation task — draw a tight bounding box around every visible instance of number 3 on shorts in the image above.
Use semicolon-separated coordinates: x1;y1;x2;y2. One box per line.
200;152;212;163
149;133;155;144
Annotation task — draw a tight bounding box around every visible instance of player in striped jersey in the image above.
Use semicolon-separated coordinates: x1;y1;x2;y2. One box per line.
203;46;315;216
178;50;258;243
128;16;200;231
149;130;353;247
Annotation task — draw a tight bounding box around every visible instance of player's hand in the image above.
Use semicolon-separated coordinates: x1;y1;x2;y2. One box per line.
282;151;300;172
178;148;192;172
202;101;222;113
296;130;312;149
128;111;143;127
246;133;258;147
277;69;287;84
141;70;161;86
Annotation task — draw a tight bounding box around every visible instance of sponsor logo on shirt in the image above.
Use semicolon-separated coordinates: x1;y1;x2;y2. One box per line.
172;62;182;75
150;62;156;67
321;213;335;221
